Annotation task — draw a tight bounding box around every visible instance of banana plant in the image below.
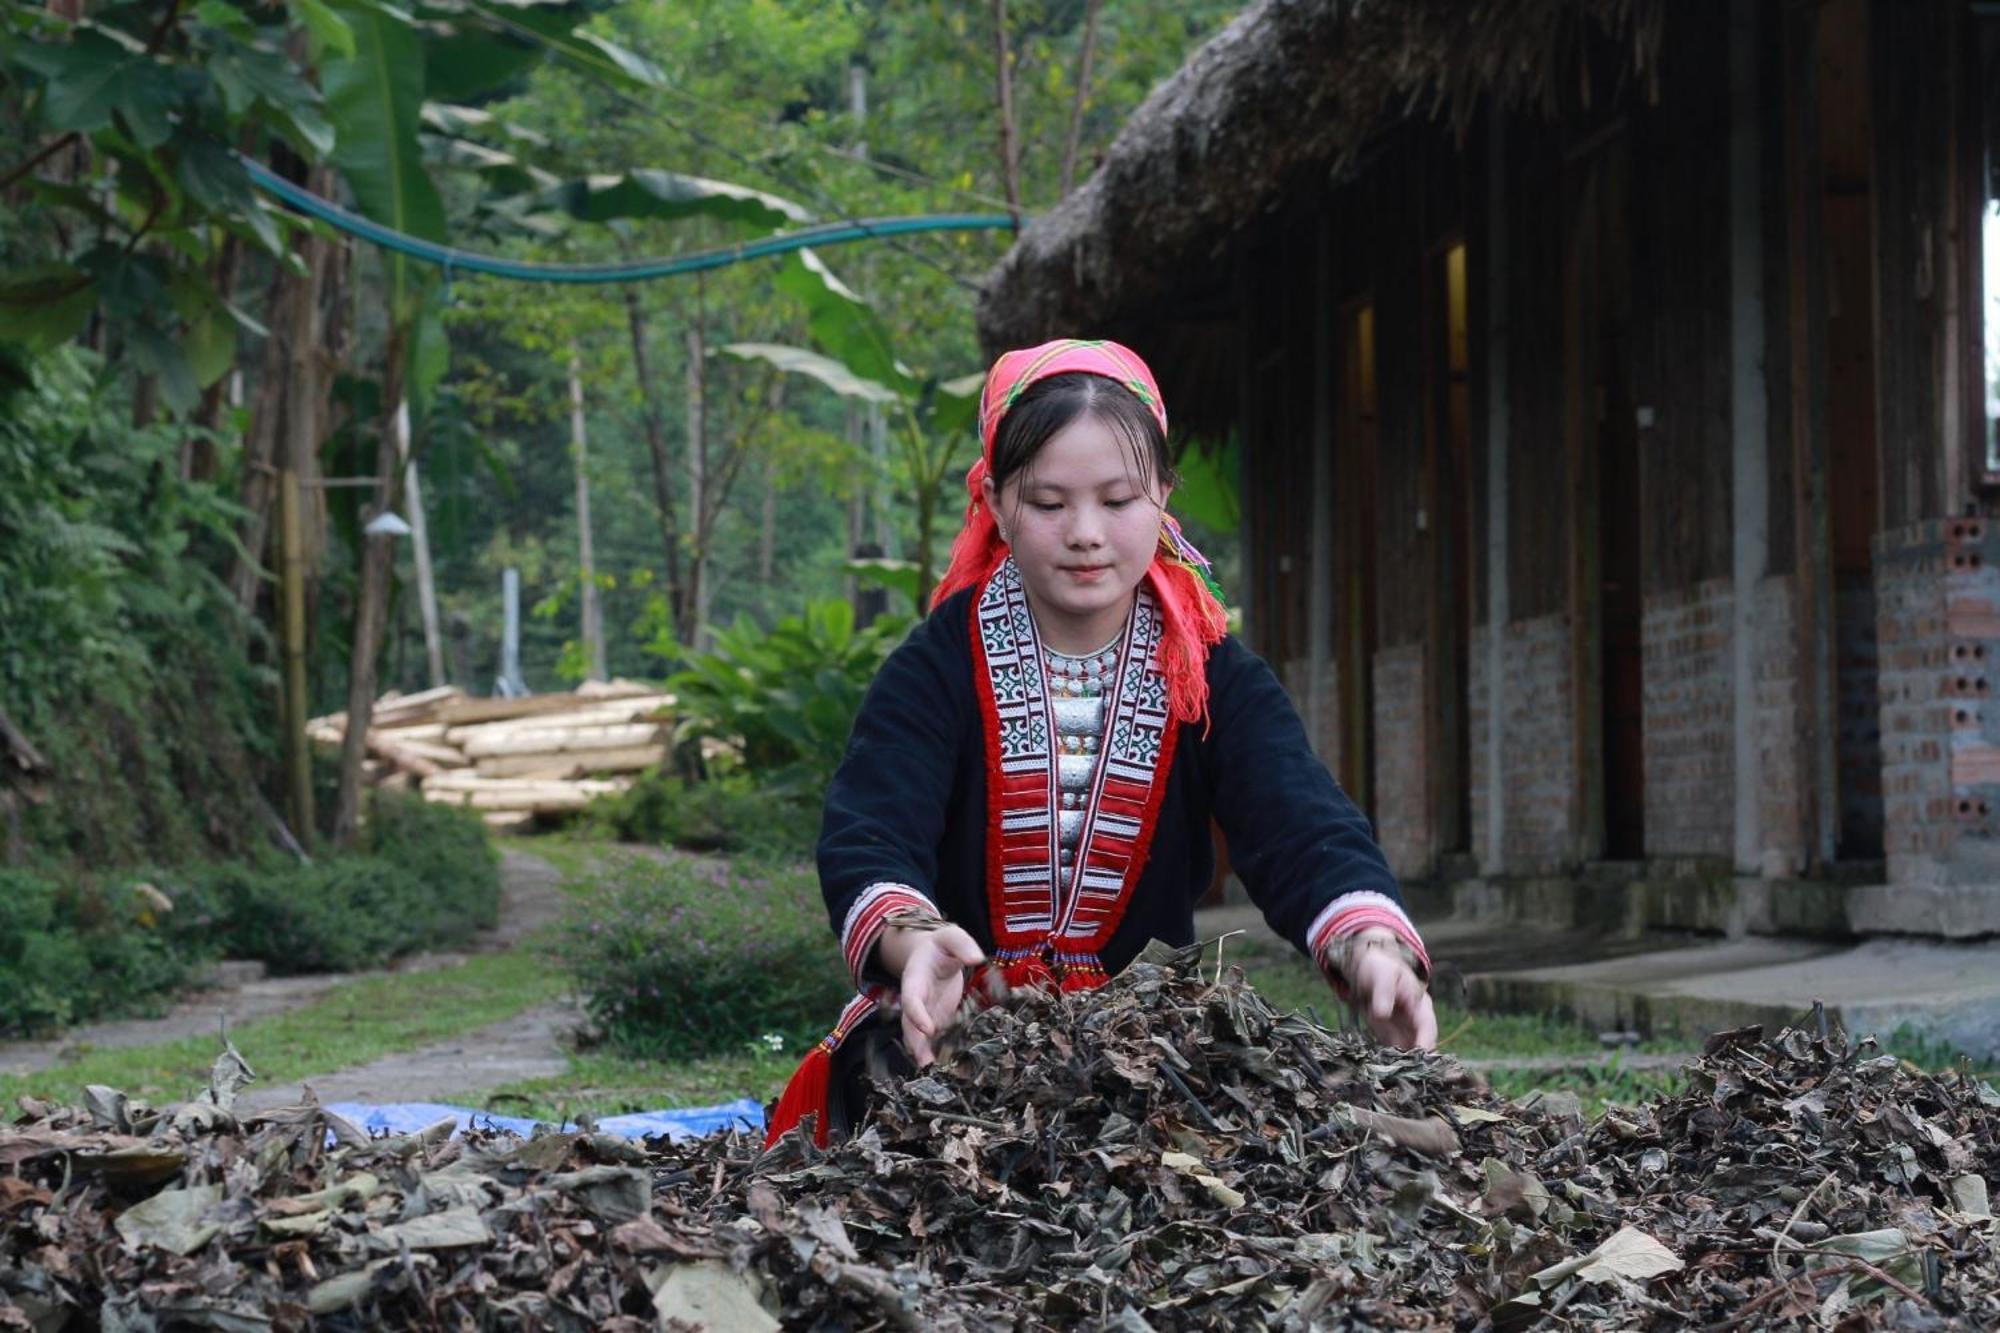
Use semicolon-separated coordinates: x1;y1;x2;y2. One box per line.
313;0;668;844
721;250;983;612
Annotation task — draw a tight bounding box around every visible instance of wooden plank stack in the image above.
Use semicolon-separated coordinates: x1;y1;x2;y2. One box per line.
306;681;672;829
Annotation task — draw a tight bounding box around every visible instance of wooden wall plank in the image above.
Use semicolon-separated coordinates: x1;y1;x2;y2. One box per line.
1870;0;1954;529
1632;9;1734;593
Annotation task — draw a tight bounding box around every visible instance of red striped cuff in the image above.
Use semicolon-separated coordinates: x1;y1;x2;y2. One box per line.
839;883;938;987
1307;892;1430;1000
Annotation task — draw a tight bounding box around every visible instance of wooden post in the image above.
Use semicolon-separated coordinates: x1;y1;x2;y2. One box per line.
1564;168;1600;865
568;344;606;682
500;567;525;695
1484;112;1511;875
1784;3;1838;870
1730;0;1770;875
397;402;446;688
1307;216;1336;761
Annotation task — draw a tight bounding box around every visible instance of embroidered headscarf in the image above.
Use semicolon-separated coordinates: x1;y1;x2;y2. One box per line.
933;338;1228;726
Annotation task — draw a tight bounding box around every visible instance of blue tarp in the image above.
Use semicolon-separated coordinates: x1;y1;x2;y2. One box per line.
321;1097;765;1142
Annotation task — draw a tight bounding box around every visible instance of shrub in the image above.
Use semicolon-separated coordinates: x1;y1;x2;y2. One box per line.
0;795;501;1035
662;599;910;789
555;855;852;1060
177;793;501;976
594;771;819;860
0;869;201;1036
3;346;270;870
362;792;502;935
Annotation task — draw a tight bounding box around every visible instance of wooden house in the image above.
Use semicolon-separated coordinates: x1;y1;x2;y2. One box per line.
980;0;2000;935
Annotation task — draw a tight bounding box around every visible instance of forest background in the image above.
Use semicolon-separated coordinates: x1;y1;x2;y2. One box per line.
0;0;1241;876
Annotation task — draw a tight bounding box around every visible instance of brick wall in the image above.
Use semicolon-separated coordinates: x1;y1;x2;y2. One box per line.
1492;613;1577;873
1641;578;1734;856
1875;520;1975;885
1371;643;1430;879
1278;656;1342;777
1752;575;1806;874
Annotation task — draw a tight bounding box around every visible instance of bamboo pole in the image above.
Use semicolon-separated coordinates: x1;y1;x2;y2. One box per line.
279;464;312;839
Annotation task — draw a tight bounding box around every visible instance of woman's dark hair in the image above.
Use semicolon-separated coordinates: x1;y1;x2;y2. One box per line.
988;371;1177;495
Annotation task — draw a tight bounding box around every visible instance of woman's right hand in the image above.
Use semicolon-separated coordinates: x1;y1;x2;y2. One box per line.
878;923;986;1066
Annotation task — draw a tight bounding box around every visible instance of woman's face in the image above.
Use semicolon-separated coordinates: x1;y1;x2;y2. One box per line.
984;411;1169;653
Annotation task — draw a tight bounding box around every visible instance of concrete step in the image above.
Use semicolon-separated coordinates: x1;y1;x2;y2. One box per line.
1466;936;2000;1061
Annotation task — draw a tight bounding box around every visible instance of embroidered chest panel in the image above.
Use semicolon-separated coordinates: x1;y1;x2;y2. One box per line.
972;559;1177;955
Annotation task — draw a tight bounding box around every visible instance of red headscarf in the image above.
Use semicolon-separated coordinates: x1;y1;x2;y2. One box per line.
933;338;1228;726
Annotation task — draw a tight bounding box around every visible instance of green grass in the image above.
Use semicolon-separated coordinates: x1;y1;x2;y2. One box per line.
0;951;568;1107
508;830;635;889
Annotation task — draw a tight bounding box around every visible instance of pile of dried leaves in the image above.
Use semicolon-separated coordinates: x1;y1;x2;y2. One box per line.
3;943;1996;1330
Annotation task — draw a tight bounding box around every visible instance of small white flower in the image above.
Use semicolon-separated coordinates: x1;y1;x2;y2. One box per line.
760;1032;785;1053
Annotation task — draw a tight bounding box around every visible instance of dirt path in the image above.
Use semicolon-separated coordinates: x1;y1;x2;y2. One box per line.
235;999;581;1112
0;849;571;1080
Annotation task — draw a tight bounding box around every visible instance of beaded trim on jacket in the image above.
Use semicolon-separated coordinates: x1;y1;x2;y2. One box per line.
973;556;1180;982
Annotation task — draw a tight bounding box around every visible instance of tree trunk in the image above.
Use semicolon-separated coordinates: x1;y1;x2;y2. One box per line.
233;188;329;612
991;0;1022;220
683;300;709;650
568;343;606;682
760;461;779;586
229;268;292;611
623;285;685;620
757;375;787;590
331;324;409;848
1058;0;1103;196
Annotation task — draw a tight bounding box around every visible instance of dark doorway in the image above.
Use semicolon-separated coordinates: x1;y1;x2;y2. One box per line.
1426;242;1475;854
1820;0;1884;859
1598;329;1645;861
1568;143;1645;860
1336;301;1380;811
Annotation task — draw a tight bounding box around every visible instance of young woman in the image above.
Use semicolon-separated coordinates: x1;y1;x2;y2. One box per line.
766;338;1434;1148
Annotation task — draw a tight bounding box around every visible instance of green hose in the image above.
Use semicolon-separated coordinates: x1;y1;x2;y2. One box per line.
243;158;1016;285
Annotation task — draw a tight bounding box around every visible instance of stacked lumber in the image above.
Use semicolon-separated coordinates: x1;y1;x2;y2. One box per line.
307;681;673;828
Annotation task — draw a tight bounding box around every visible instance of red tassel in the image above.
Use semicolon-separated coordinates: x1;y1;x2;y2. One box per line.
1000;957;1056;992
765;1045;833;1150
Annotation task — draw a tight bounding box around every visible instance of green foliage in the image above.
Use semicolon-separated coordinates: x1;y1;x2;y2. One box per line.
0;347;247;720
0;0;330;399
662;598;910;787
534;168;813;229
0;871;204;1037
185;794;501;975
594;772;819;859
554;855;850;1059
1;346;270;867
322;2;447;316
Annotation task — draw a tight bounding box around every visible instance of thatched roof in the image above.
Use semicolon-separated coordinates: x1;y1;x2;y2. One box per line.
976;0;1663;436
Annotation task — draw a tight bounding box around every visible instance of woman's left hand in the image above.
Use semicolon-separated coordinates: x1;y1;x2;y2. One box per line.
1338;929;1437;1050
